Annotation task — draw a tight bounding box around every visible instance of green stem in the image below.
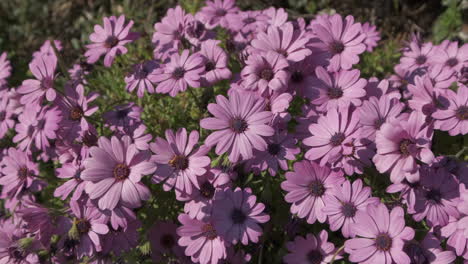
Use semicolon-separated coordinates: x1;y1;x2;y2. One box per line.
330;245;345;264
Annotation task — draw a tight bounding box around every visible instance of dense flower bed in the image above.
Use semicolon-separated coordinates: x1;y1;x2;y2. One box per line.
0;0;467;263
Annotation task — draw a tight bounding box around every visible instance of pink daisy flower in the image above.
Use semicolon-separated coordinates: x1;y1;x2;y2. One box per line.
199;40;232;87
305;67;367;111
404;232;456;264
152;6;186;47
125;60;159;98
263;7;288;27
54;160;87;201
0;52;11;88
400;41;435;70
177;214;228;264
361;22;380;52
251;22;312;62
150;128;210;197
283;231;342;264
323;179;380;238
17;54;57;106
0;218;40;264
85;15;139;67
432;40;468;72
241;51;289;95
303;104;361;166
149;221;186;263
101;218;140;256
287;55;316;96
0;95;15;139
440;215;468;259
103;102;142;132
311;14;366;71
281;160;345;224
345;203;415;264
432;84;468;136
200;91;274;162
198;0;239;29
425;64;457;90
81;135;155;210
212;187;270;245
153;50;205;97
373;111;435;183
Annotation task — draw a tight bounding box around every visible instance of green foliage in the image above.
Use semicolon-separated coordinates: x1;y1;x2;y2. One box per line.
356;39;401;79
432;0;463;43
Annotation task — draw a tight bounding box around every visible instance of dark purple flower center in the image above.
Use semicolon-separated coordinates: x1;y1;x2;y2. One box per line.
341;202;357;217
415;55;427;65
160;234;175;248
404;242;428;263
74;170;83;182
243;17;256;24
200;181;215;199
135;67;149;80
267;143;281;156
291;70;304;83
231;208;247;224
82;132;98;147
309;180;325;197
306;250;323;264
169;155;189;170
186;20;206;39
0;111;6;121
172;67;186;80
330;132;345;146
201;224;218;240
63;238;79;251
70;106;84;121
230;118;248;133
104;36;119;48
399;139;413;156
456;106;468;120
374;118;385;129
205;61;216;72
425;189;442;203
330;41;345;54
113;163;130;180
116;108;130;119
260;68;274;81
327;87;343;99
41;77;53;90
215;9;227;16
18;167;29;179
76;219;91;234
446;58;458;67
8;247;25;260
375;233;392;251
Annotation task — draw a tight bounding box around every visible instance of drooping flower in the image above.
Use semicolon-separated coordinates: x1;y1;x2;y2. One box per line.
311;14;366;71
432;84;468;136
85;15;139;67
212;187;270;245
200;91;274;162
345;203;415;264
323;179;380;238
373;111;435;183
177;214;228;264
17;54;57;106
149;221;186;263
403;232;456;264
125;60;159;98
361;22;380;52
283;231;342;264
0;52;11;88
153;50;205;97
305;67;367;111
281;160;345;224
81;135;155;210
199;39;232;87
198;0;239;29
150;128;210;198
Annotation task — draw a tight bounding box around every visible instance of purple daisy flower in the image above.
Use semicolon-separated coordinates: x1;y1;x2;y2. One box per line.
283;231;342;264
54;160;87;201
152;6;186;47
149;221;186;263
103;102;142;132
433;84;468;136
440;215;468;259
68;62;91;85
200;91;274;162
305;67;367;111
281;160;345;224
153;50;205;97
311;14;366;71
400;41;435;71
102;218;140;256
125;60;159;98
287;55;316;96
432;40;468;72
373;111;435;183
85;15;139;67
303;104;361;166
345;203;415;264
426;64;458;90
403;232;456;264
323;179;380;238
0;218;40;264
251;22;312;62
361;22;380;52
212;187;270;245
177;214;228;264
331;135;375;176
81;135;155;210
241;51;289;95
199;40;232;87
17;54;57;106
150;128;210;197
0;95;15;139
0;52;11;88
198;0;239;29
263;7;288;27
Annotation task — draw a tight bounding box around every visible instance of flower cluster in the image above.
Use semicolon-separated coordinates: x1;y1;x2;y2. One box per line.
0;0;467;263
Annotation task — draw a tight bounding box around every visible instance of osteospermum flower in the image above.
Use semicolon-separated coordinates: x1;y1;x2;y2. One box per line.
373;111;435;183
199;40;232;87
102;218;140;256
103;102;142;132
432;40;468;71
241;51;289;95
303;104;361;166
323;179;380;238
177;214;228;264
281;160;345;224
0;95;14;139
152;6;186;47
149;221;185;263
17;54;57;105
305;67;367;111
283;231;342;264
400;41;435;70
54;160;87;201
0;218;40;264
125;60;159;98
153;50;205;97
198;0;239;29
403;232;456;264
345;203;415;264
201;91;274;162
0;52;11;88
212;187;270;245
440;215;468;259
251;22;312;62
361;22;380;52
81;135;155;210
433;84;468;136
85;15;139;67
311;14;366;70
150;128;210;197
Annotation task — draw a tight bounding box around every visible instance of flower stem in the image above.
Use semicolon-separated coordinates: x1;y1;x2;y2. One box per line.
330;245;345;263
